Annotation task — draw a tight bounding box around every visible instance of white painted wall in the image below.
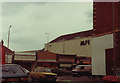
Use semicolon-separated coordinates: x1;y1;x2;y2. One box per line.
45;37;92;57
92;34;113;76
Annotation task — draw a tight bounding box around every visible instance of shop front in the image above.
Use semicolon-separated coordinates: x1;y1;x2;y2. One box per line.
76;56;91;65
13;52;37;71
57;54;76;70
37;51;57;69
0;40;14;64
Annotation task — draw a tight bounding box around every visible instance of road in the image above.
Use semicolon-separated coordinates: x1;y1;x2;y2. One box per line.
29;75;103;83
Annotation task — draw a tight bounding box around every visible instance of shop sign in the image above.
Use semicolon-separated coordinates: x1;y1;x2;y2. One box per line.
14;55;36;61
80;40;90;46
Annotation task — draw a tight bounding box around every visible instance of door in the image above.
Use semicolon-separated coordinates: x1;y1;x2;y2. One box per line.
105;48;114;75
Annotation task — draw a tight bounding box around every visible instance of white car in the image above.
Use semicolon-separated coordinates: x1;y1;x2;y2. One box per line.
72;65;92;77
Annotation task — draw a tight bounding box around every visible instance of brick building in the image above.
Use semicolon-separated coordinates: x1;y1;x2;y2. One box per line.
92;2;120;75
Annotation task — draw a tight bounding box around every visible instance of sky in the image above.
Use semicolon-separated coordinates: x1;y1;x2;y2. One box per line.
2;2;93;51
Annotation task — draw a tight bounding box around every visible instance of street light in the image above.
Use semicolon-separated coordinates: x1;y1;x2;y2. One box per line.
7;25;12;48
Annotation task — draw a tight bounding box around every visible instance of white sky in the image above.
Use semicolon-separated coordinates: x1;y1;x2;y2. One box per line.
2;2;93;51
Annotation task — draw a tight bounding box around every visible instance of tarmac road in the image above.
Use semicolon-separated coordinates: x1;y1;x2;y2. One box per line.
29;75;103;83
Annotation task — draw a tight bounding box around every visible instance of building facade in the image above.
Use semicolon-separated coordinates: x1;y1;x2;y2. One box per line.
57;54;76;70
37;51;57;69
93;2;119;35
92;34;113;75
92;2;120;76
45;30;93;58
0;40;14;64
13;51;37;71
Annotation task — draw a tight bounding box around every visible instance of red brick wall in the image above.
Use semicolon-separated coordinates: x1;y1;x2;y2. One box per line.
93;2;119;35
37;51;57;60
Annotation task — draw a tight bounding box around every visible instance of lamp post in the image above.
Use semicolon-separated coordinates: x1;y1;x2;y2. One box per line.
7;26;12;63
7;25;12;48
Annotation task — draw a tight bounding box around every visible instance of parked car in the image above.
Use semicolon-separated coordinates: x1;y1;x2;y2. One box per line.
103;68;120;83
0;64;29;83
28;67;57;82
72;65;92;77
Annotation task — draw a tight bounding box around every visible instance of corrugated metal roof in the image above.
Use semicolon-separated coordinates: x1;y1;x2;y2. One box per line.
49;29;93;43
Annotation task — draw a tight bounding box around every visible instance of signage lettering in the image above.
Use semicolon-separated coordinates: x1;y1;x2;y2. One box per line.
80;40;90;46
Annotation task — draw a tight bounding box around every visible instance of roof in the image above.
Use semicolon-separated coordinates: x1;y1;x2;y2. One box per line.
49;29;93;43
3;45;14;55
16;50;41;53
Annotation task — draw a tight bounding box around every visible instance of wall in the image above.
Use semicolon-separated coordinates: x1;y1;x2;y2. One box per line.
37;51;57;62
92;34;113;76
45;37;92;57
93;2;119;35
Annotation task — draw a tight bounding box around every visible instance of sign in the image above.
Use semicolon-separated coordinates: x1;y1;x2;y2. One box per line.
80;40;90;46
14;55;36;61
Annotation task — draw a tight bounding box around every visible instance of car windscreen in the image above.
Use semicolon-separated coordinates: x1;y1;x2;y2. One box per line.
75;66;82;69
1;65;25;75
75;65;91;69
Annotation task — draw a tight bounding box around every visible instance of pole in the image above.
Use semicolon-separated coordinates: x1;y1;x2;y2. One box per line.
7;26;12;48
7;26;11;63
45;33;49;50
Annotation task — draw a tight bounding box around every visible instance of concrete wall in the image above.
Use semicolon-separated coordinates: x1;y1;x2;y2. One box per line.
92;34;113;76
